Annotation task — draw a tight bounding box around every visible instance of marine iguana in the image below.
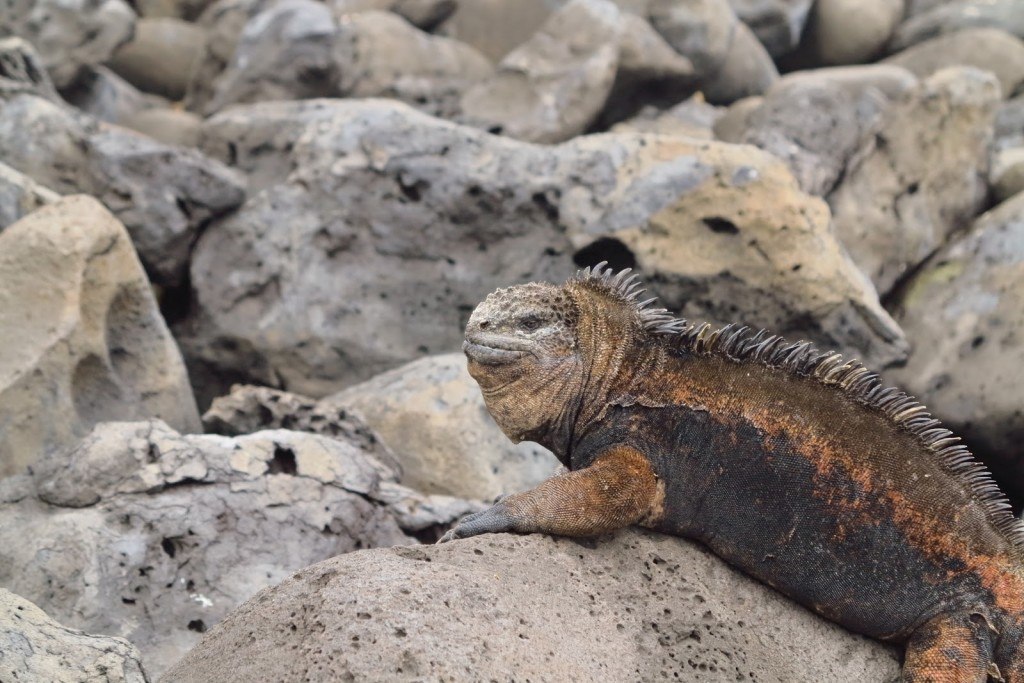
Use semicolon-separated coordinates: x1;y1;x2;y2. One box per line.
439;262;1024;682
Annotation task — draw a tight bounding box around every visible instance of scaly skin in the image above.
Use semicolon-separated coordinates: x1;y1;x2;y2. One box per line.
440;263;1024;682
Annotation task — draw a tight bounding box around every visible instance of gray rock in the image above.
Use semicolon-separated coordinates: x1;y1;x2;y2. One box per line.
887;192;1024;500
905;0;954;15
611;94;722;138
122;107;203;148
616;12;695;87
884;28;1024;97
736;77;893;196
712;94;763;141
391;0;458;29
829;67;1000;295
0;162;59;231
700;20;778;104
459;0;621;143
0;588;149;683
0;0;135;89
995;93;1024;149
727;0;813;56
0;419;480;677
162;530;901;682
186;98;906;403
805;0;905;65
184;0;283;113
59;66;169;126
0;37;60;102
648;0;739;79
107;18;208;100
0;197;200;479
325;353;561;499
0;94;245;286
890;0;1024;52
771;63;919;102
204;3;491;117
991;147;1024;204
438;0;562;62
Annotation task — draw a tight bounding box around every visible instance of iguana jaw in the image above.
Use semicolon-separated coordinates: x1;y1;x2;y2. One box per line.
462;339;527;365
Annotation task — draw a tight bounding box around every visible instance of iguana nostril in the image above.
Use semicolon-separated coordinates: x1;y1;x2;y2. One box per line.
479;321;490;329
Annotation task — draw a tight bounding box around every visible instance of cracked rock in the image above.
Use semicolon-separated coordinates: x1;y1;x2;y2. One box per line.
0;419;481;677
829;67;999;296
0;94;245;287
0;588;149;683
162;529;900;681
185;98;906;405
887;192;1024;501
0;196;200;479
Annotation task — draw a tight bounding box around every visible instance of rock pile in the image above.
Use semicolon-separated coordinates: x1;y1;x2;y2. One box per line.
0;0;1022;679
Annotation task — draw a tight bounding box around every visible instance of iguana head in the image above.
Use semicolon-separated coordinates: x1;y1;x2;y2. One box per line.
463;263;680;459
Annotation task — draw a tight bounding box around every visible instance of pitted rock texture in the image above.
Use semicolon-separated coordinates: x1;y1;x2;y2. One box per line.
0;588;150;683
162;529;901;682
184;98;906;405
0;420;480;677
0;94;245;287
205;357;561;501
0;0;136;89
0;196;200;479
888;192;1024;501
0;37;61;102
829;67;999;296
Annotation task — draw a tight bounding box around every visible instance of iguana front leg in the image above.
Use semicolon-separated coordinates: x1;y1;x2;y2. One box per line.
438;445;661;542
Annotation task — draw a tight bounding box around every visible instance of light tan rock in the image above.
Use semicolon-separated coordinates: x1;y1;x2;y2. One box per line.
107;18;209;100
438;0;558;62
992;147;1024;203
162;530;901;681
829;67;1000;295
0;196;201;478
805;0;904;65
326;353;561;500
0;588;149;683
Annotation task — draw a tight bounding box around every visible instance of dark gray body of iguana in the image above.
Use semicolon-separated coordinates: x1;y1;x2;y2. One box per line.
440;263;1024;682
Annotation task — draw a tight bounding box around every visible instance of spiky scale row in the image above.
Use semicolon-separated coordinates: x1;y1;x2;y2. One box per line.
573;262;1024;553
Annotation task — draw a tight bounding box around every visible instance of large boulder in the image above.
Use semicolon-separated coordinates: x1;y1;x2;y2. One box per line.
0;0;135;89
106;18;208;100
828;67;999;296
883;28;1024;98
803;0;904;66
0;94;245;286
185;98;906;405
0;420;480;677
0;588;149;683
459;0;621;143
200;1;491;117
887;192;1024;501
162;530;901;681
204;359;562;502
0;197;200;479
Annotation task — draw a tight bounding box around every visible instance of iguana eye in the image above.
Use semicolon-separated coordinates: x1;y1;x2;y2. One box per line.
520;315;542;331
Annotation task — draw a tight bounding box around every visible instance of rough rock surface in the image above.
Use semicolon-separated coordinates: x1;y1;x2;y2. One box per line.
0;420;480;677
325;354;561;499
611;94;721;138
0;37;61;102
888;192;1024;500
459;0;621;143
59;66;169;126
0;197;200;479
162;529;901;682
186;98;906;404
107;18;209;100
727;0;813;57
648;0;739;80
884;28;1024;98
0;162;59;230
203;3;491;117
0;0;136;89
0;94;245;286
204;358;561;501
804;0;904;66
0;588;150;683
889;0;1024;52
829;67;999;295
735;71;900;196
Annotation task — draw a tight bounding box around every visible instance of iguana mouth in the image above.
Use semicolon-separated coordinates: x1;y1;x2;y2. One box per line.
463;335;529;365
